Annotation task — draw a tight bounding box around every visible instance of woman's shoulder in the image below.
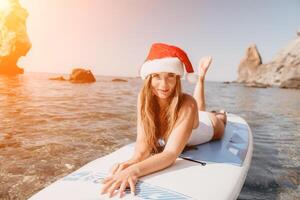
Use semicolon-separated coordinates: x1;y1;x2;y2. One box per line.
180;93;198;112
182;93;197;104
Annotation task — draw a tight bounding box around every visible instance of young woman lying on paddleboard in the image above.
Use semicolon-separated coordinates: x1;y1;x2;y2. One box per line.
100;43;227;198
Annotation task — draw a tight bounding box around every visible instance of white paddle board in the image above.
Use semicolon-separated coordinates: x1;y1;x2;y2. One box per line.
29;113;253;200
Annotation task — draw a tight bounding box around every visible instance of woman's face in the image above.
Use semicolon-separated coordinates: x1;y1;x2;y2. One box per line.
150;72;177;99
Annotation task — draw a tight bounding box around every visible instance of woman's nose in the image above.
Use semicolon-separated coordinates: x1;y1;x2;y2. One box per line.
160;78;168;87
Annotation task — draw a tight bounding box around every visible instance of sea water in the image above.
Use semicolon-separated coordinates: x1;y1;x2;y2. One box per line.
0;72;299;199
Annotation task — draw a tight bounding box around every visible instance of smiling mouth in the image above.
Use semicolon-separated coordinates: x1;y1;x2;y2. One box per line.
158;89;169;93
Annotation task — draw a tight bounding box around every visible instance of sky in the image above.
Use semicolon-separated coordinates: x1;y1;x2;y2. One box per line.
17;0;300;81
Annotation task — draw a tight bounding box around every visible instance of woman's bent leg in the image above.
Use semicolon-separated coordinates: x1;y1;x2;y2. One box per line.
193;78;206;111
208;112;225;140
193;56;212;111
215;111;227;126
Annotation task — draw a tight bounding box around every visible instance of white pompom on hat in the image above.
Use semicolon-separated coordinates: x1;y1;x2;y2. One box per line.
139;43;194;79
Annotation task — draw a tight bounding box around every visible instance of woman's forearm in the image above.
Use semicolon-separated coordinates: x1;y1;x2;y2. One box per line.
132;142;152;163
132;151;151;162
133;151;176;178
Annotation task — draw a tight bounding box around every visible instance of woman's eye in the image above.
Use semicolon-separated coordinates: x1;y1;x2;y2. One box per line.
167;74;176;79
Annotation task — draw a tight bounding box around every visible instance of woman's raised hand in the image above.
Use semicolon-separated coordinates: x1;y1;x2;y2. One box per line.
198;56;212;78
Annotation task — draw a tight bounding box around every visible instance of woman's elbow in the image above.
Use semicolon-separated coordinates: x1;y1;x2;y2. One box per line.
163;151;178;166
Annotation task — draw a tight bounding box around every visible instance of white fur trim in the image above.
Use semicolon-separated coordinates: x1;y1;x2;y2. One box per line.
140;57;184;79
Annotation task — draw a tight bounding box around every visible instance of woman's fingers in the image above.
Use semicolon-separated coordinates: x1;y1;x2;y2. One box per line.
101;176;112;184
108;181;121;198
100;178;114;194
115;163;129;174
203;57;212;68
199;56;212;67
128;177;136;196
109;163;120;176
118;181;128;198
198;56;212;77
110;162;130;176
206;56;212;66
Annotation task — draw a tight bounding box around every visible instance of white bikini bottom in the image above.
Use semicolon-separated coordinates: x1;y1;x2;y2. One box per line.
186;111;214;146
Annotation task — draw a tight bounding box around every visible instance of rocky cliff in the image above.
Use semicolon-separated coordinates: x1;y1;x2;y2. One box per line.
0;0;31;75
237;30;300;89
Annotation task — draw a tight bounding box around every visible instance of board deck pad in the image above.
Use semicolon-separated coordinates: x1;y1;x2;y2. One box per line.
180;114;249;166
63;171;192;199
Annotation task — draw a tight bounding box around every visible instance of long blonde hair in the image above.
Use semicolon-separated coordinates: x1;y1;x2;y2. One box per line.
139;75;184;154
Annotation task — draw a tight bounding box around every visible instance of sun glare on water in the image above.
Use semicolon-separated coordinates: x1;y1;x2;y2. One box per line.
0;0;10;11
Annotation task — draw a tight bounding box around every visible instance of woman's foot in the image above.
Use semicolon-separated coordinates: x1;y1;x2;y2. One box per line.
219;110;227;126
211;109;227;126
198;56;212;80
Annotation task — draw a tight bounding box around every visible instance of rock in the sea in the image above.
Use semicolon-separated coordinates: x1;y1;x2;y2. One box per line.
245;82;270;88
49;76;67;81
237;30;300;89
69;68;96;83
280;77;300;89
111;78;128;82
237;44;262;83
0;0;31;75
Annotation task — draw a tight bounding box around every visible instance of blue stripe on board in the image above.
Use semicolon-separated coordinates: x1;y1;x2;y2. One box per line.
62;171;192;199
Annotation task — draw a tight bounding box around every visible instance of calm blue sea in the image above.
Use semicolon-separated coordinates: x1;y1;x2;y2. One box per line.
0;72;299;199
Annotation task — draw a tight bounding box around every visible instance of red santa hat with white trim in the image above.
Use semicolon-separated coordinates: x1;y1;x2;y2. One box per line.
139;43;194;79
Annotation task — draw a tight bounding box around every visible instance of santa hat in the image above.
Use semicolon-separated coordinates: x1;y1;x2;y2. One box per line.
139;43;194;79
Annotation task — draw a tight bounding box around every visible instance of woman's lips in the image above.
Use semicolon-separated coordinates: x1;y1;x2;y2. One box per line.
158;89;169;93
